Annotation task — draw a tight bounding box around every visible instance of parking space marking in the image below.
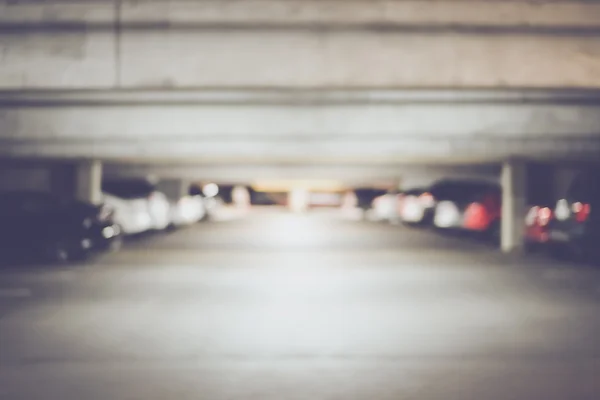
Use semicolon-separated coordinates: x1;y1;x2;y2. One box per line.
0;288;32;298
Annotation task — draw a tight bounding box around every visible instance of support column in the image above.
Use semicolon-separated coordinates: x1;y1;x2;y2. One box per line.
75;160;102;205
232;185;250;210
289;188;309;213
501;160;527;254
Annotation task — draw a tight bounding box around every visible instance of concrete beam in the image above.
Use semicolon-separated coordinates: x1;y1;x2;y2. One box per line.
103;164;501;186
118;31;600;89
1;89;600;161
119;0;600;29
2;1;600;89
0;32;116;88
2;88;600;105
3;1;600;29
2;91;600;139
0;2;114;25
1;136;600;163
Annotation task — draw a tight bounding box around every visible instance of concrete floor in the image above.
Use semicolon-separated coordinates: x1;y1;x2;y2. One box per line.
1;207;600;400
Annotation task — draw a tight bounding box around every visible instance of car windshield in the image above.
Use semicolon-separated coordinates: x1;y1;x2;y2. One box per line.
402;188;424;196
430;181;497;202
103;180;155;199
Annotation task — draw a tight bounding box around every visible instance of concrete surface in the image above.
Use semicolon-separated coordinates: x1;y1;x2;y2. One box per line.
3;89;600;162
3;0;600;89
5;0;600;28
1;207;600;400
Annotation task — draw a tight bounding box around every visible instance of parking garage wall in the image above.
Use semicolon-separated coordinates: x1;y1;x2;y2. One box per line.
0;163;76;200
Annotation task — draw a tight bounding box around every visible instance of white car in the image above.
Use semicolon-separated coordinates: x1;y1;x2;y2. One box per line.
169;195;206;227
147;191;171;230
370;193;399;222
102;193;153;235
399;188;433;224
433;200;463;229
102;179;171;234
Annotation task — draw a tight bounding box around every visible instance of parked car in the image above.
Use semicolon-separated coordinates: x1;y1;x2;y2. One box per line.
102;193;153;235
355;188;387;211
202;194;223;220
398;187;432;225
168;195;206;227
147;191;171;230
370;191;400;222
547;170;599;263
431;181;501;240
524;203;554;251
461;183;502;239
0;191;121;264
102;179;170;234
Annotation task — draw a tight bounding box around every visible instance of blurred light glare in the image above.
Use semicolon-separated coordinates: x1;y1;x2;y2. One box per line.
102;226;115;239
203;183;219;197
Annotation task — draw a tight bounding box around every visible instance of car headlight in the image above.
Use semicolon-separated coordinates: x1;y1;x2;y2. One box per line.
98;205;114;222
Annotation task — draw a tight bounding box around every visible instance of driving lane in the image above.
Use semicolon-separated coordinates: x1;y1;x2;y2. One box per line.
1;207;600;400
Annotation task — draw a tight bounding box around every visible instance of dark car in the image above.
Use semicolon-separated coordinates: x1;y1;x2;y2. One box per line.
547;171;600;263
0;191;121;265
354;188;387;211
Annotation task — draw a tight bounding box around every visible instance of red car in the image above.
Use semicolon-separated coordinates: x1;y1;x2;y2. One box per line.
461;185;502;239
524;204;554;249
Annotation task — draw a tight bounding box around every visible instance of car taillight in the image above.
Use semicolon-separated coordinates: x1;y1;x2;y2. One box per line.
572;202;591;223
537;207;552;227
419;192;434;208
525;206;539;226
464;202;490;231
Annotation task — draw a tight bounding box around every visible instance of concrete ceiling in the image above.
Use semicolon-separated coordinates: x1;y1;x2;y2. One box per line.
103;163;502;188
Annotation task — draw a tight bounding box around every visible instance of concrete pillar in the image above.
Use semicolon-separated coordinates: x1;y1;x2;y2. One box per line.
232;185;250;210
75;160;102;205
156;179;190;200
289;188;309;213
501;160;527;254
